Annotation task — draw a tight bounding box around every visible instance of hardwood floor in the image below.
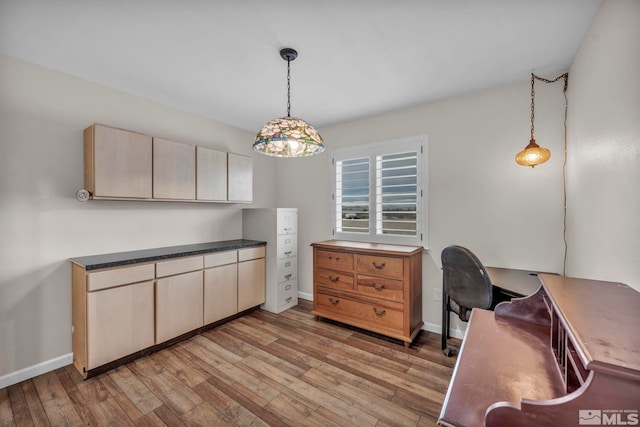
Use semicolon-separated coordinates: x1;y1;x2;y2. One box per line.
0;300;460;426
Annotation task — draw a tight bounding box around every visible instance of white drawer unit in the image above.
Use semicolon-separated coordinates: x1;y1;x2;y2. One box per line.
243;208;298;313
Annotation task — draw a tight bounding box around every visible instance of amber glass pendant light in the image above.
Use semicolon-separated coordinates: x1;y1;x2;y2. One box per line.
254;48;325;157
516;73;553;167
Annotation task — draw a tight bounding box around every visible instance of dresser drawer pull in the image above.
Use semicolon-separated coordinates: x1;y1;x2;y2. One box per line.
372;307;386;316
373;283;386;291
285;284;292;290
328;256;340;261
329;298;340;305
372;262;386;269
285;274;292;280
328;275;340;282
285;297;292;303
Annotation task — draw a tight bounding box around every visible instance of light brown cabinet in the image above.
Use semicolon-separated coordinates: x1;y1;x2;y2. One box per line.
82;123;252;203
73;263;156;373
238;246;266;311
203;251;238;323
311;240;423;347
71;241;265;378
84;124;153;199
152;137;196;200
228;153;253;202
196;146;227;201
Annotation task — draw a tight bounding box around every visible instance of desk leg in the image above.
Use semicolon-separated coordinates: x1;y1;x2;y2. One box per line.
442;289;449;351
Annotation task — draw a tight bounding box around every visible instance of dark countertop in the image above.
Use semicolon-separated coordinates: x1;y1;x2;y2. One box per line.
71;239;266;270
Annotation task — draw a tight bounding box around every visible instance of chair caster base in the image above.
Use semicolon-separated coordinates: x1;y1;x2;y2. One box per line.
443;346;459;357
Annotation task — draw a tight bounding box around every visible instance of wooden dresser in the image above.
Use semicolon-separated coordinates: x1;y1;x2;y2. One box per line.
311;240;423;347
439;274;640;426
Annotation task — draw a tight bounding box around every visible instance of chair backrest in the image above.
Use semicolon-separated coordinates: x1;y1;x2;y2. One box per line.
441;245;493;310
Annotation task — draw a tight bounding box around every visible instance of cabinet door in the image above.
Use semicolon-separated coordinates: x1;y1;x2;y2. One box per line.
156;270;204;343
228;153;253;202
86;280;155;370
204;263;238;324
153;138;196;200
197;147;227;201
238;258;265;311
86;124;153;198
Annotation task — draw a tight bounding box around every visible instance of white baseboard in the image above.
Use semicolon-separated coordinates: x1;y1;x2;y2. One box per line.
0;353;73;389
298;291;313;301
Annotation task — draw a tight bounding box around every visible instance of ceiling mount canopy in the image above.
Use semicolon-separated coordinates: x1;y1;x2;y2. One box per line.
253;48;325;158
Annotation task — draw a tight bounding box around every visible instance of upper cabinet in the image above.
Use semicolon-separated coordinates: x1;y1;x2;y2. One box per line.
82;124;252;203
153;138;196;200
196;146;227;201
84;124;153;199
228;153;253;203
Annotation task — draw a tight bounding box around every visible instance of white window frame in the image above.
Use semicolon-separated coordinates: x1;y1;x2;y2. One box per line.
330;135;428;247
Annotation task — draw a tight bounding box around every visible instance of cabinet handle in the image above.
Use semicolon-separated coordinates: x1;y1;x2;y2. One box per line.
373;283;386;291
328;256;340;261
285;261;291;267
328;275;340;282
285;274;292;280
372;262;386;269
284;251;293;255
329;298;340;305
285;297;292;303
372;307;386;316
285;284;292;290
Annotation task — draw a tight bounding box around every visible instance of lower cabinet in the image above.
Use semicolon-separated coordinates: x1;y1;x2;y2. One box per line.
86;280;155;370
204;263;238;324
156;270;204;343
238;247;266;311
71;242;266;378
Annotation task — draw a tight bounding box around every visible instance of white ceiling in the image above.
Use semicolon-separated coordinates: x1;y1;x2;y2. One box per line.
0;0;601;132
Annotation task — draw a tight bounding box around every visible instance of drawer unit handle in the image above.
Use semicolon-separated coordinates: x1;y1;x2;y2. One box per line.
285;261;291;267
284;251;293;255
372;307;386;316
285;297;292;303
373;283;386;291
328;275;340;282
329;298;340;305
285;284;292;290
285;274;292;280
285;239;291;244
372;262;386;269
328;256;340;261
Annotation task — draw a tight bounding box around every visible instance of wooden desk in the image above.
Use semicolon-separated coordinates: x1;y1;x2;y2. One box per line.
438;274;640;426
485;266;543;297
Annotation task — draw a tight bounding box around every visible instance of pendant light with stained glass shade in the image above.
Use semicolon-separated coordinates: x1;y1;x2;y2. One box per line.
254;48;325;157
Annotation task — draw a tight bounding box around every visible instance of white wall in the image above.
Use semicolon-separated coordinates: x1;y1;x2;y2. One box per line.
566;0;640;290
0;54;276;381
278;79;568;333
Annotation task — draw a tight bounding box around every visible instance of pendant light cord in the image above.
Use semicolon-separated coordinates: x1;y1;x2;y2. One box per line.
533;72;569;276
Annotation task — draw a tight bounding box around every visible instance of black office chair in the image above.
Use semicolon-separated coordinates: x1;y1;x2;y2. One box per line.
441;245;508;356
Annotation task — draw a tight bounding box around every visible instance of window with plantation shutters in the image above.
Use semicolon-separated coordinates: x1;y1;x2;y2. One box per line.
331;136;427;247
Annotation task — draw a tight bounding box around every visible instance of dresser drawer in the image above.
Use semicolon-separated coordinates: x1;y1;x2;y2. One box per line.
316;250;354;272
156;256;203;278
316;268;354;291
356;254;404;279
316;291;403;332
278;257;297;282
357;274;404;302
277;235;296;258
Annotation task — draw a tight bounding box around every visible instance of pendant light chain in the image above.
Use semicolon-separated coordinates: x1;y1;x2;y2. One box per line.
530;72;569;141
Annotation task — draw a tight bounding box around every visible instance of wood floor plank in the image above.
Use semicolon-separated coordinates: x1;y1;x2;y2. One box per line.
107;365;163;416
3;302;455;426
